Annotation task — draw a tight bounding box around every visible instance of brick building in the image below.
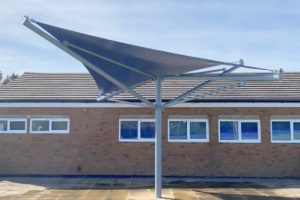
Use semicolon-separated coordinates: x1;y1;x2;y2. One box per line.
0;72;300;177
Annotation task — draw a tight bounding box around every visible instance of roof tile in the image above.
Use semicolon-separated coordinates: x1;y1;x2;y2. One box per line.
1;72;300;102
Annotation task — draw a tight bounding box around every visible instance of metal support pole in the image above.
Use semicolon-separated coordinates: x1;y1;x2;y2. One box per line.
155;77;162;198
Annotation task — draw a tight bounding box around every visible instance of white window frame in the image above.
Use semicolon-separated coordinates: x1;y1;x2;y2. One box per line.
218;119;261;143
0;118;27;134
119;119;155;142
271;119;300;143
168;119;209;143
30;118;70;134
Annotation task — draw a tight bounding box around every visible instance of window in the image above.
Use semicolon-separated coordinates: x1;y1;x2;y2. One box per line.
119;119;155;142
30;118;69;134
219;119;260;143
271;119;300;143
168;119;209;142
0;118;27;134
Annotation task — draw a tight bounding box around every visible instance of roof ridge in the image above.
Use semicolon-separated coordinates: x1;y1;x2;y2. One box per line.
23;72;90;75
21;71;300;75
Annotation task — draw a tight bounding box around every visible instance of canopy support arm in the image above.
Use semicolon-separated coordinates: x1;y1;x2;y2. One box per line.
185;68;226;75
163;72;281;81
97;80;151;102
175;81;245;105
108;99;148;107
97;90;126;102
163;65;241;108
63;41;156;80
23;17;155;109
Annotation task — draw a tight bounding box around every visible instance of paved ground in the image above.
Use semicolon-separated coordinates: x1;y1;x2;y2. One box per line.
0;177;299;200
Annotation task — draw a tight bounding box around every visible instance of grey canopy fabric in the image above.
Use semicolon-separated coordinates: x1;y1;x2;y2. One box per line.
35;21;229;94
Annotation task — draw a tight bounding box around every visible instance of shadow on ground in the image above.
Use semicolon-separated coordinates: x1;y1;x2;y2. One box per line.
0;177;300;199
193;190;300;200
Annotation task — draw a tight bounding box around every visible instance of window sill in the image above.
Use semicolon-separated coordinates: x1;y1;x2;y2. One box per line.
30;132;69;134
119;139;155;143
168;139;209;143
219;140;261;143
271;140;300;143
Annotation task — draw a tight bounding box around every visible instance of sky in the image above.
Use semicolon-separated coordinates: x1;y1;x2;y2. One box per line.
0;0;300;76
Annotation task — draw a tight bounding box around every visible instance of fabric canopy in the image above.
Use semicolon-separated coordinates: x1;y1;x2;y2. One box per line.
35;21;229;94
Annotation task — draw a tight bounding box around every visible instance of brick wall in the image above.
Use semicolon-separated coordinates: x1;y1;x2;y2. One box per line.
0;106;299;177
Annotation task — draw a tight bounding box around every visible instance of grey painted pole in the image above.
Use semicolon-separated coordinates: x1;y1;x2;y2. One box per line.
155;77;162;198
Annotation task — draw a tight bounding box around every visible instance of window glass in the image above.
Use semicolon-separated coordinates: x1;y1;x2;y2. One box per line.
190;122;207;139
169;121;187;140
120;121;138;139
140;121;155;139
293;122;300;140
241;122;258;140
32;120;50;131
272;121;291;141
220;121;238;140
10;121;26;131
0;120;8;131
52;121;68;131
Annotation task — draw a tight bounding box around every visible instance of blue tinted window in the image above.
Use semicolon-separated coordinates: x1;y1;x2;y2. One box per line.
0;120;8;131
241;122;258;140
190;122;207;139
169;121;187;140
120;121;138;139
220;121;238;140
140;121;155;139
272;121;291;140
293;122;300;140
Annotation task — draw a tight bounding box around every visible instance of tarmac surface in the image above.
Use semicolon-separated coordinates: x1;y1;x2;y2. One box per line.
0;177;299;199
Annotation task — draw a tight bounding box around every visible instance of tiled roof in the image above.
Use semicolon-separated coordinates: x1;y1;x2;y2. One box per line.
1;72;300;102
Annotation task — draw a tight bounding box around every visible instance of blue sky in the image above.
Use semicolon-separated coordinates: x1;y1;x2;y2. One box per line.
1;0;300;76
